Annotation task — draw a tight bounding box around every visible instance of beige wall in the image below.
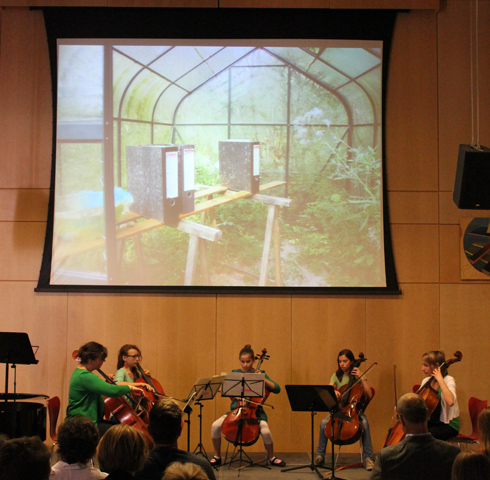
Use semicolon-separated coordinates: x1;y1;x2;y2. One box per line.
0;0;489;454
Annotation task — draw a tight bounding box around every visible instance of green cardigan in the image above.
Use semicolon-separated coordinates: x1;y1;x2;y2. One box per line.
66;368;130;424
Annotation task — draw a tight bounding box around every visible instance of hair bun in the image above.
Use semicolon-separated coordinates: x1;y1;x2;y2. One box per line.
244;344;252;349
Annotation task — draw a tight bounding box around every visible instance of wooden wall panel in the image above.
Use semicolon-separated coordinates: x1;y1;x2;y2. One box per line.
1;0;489;454
366;283;439;451
390;224;439;283
140;295;217;451
388;192;439;224
215;295;291;453
0;222;46;281
439;191;490;225
0;282;67;419
291;296;366;453
439;224;462;284
0;8;51;188
385;10;438;192
0;189;49;221
438;0;490;191
440;284;490;435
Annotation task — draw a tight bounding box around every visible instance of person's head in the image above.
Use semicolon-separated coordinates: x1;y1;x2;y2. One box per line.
421;350;447;377
451;451;490;480
162;462;209;480
335;349;355;380
0;436;51;480
77;341;108;370
97;424;148;474
396;393;428;432
57;415;100;464
0;433;9;447
117;344;142;371
239;344;255;372
478;406;490;456
148;398;183;445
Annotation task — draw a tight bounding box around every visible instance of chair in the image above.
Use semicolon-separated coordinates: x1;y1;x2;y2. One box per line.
449;397;488;449
46;396;60;449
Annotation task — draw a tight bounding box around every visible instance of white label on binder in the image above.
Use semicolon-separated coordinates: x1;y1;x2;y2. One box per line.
166;151;179;199
183;148;195;191
253;144;260;176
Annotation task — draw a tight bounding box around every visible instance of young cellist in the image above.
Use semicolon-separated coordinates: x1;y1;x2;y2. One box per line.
67;341;144;435
210;344;286;467
114;344;154;391
314;348;374;471
419;350;460;440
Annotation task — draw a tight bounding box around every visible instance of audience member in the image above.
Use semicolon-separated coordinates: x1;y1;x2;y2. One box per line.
451;450;490;480
0;436;51;480
371;393;460;480
478;406;490;457
0;433;9;447
162;462;208;480
51;415;108;479
97;424;148;479
134;398;215;480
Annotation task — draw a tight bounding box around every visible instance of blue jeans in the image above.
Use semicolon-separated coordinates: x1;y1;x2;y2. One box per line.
316;412;373;459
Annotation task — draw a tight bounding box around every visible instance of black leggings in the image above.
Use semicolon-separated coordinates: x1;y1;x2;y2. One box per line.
428;421;458;441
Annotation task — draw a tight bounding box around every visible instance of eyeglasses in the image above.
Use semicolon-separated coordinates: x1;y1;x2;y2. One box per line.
125;354;141;359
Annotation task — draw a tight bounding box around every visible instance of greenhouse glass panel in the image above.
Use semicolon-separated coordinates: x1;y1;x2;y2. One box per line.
305;59;350;90
115;45;172;66
230;66;288;124
120;68;171;121
265;46;319;73
320;48;381;79
153;125;173;144
234;48;285;67
150;46;222;82
114;52;147;117
177;46;254;92
174;74;229;124
153;83;188;124
58;45;103;122
290;72;348;127
356;68;382;119
337;81;374;125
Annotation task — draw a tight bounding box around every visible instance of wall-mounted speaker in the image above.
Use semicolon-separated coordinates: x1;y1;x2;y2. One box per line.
453;144;490;209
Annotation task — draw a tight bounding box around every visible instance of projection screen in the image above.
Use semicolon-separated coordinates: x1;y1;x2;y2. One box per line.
37;8;399;294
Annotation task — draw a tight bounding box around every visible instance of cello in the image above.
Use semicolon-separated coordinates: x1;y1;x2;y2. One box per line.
382;350;463;447
324;352;376;446
71;350;153;446
221;348;272;446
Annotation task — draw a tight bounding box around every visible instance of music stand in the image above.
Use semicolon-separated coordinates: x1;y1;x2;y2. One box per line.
186;375;224;458
0;332;38;399
282;385;351;480
221;372;271;474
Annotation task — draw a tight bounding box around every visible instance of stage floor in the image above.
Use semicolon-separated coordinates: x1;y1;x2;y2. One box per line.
211;452;371;480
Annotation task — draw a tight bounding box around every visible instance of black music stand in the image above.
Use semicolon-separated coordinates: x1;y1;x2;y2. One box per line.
186;375;224;458
0;332;39;439
221;372;271;475
0;332;38;399
282;385;351;480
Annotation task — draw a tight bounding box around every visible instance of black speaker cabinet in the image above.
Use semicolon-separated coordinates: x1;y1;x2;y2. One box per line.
127;145;181;226
453;144;490;209
219;140;260;194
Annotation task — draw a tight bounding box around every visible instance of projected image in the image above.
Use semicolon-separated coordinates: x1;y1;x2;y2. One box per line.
52;40;385;288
